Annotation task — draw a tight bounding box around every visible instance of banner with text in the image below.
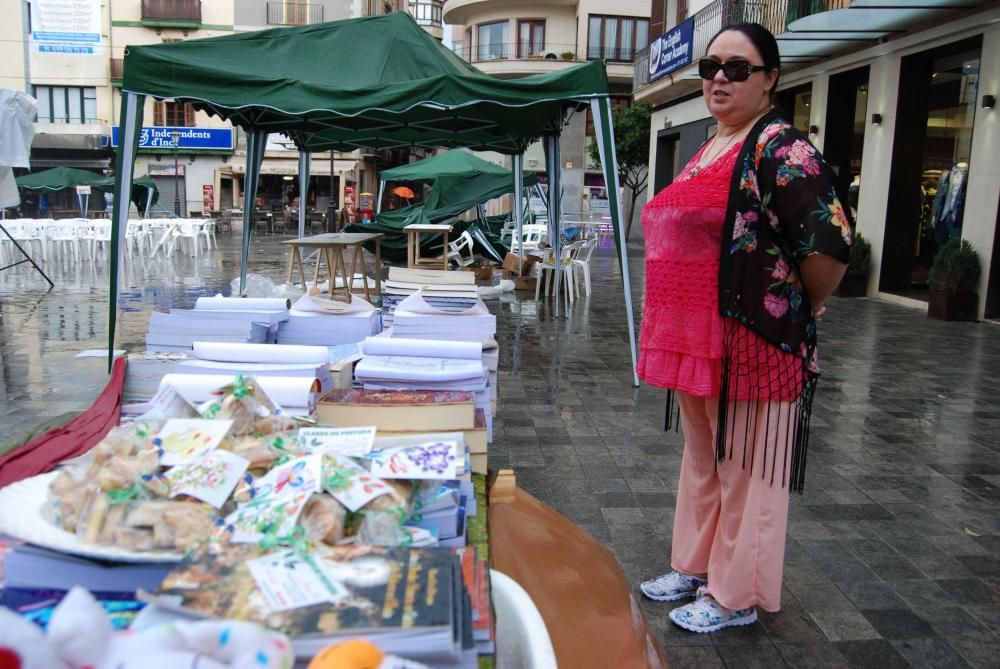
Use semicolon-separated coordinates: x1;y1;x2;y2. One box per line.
31;0;102;55
648;18;694;83
112;126;235;151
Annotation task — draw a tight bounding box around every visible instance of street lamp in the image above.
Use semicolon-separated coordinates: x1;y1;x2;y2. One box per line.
172;130;181;216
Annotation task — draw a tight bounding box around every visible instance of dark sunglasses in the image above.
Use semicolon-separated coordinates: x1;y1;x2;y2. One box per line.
698;58;770;82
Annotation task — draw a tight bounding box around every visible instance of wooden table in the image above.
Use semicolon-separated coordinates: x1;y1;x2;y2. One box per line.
282;232;383;303
404;223;452;271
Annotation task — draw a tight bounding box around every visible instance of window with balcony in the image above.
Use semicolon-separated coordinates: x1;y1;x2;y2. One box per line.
33;86;97;124
588;15;649;62
154;101;195;127
477;21;508;61
267;2;324;25
518;20;545;58
141;0;201;24
408;0;442;27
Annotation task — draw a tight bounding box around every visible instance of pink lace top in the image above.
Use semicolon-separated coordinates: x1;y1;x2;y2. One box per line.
638;141;801;399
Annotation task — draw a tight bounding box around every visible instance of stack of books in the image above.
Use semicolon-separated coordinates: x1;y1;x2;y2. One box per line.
122;351;192;403
144;297;293;353
141;543;480;668
392;291;496;345
381;267;479;330
171;342;334;393
318;389;487;474
276;294;382;346
352;338;493;461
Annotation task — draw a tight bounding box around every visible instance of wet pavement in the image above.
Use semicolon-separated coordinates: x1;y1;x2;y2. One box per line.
1;226;998;668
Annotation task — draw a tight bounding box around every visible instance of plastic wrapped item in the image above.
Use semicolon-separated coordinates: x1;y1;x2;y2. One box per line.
228;273;304;300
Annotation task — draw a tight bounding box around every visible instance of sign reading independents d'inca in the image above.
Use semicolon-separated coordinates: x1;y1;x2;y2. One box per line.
648;18;694;82
31;0;102;55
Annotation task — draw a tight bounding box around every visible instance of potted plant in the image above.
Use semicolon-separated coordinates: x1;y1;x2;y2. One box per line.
927;237;981;321
561;50;575;60
836;232;871;297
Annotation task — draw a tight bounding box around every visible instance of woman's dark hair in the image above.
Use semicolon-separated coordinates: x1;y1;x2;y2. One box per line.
707;22;781;95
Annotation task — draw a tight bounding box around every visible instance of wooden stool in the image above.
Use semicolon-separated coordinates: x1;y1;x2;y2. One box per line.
404;223;453;271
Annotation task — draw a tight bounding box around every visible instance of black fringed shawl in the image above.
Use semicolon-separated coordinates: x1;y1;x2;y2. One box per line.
669;112;852;492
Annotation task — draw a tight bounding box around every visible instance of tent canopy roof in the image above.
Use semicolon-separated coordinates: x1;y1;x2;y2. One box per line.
121;12;609;154
381;149;524;183
16;167;107;191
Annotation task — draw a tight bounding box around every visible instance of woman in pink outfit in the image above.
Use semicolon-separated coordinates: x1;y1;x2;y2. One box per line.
636;23;853;633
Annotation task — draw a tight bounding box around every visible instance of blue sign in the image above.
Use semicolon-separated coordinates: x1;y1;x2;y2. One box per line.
648;18;694;83
111;126;234;151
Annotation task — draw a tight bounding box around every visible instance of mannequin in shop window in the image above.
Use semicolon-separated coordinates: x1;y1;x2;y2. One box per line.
932;161;968;245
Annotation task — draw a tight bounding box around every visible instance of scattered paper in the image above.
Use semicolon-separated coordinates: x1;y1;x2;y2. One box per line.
298;426;377;457
963;526;982;537
367;441;461;480
154;419;233;466
245;549;346;612
75;349;126;358
164;449;250;508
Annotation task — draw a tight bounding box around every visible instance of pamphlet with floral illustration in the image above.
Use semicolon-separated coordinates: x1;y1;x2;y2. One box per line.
154;419;233;466
366;441;460;480
245;548;347;612
222;454;321;543
164;449;250;508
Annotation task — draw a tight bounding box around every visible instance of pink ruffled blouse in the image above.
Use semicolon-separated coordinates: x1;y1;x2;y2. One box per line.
638;142;802;399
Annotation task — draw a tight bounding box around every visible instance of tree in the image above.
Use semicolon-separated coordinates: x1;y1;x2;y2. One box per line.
587;102;651;241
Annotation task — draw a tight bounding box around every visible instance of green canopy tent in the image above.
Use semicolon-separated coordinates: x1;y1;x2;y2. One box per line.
16;167;159;217
112;12;638;385
353;148;538;262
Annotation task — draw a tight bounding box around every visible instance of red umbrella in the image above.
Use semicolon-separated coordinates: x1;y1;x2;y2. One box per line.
392;185;416;199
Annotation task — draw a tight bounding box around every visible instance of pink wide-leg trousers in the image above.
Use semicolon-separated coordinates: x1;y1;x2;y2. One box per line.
670;392;793;612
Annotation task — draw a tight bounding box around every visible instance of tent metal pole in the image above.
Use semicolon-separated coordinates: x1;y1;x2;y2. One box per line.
513;153;524;273
239;129;268;295
544;132;562;318
298;151;310;264
591;98;639;387
376;180;385;215
107;91;143;370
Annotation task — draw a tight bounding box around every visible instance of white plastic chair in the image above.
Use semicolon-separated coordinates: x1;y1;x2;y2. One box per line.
200;219;217;250
166;219;202;258
490;570;557;669
447;230;475;267
511;224;546;253
535;240;583;303
48;220;82;262
572;238;598;297
89;221;112;258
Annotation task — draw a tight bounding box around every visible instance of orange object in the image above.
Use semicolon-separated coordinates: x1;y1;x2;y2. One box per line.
308;640;385;669
391;185;415;199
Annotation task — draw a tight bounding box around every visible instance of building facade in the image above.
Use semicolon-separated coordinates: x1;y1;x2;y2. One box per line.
12;0;433;218
443;0;651;217
635;0;1000;319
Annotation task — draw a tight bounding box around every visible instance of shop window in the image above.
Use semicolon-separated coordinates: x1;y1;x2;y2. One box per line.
477;20;508;61
33;86;97;124
587;15;649;62
153;101;196;127
776;83;812;133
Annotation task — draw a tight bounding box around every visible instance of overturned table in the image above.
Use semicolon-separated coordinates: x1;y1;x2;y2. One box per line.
282;232;383;303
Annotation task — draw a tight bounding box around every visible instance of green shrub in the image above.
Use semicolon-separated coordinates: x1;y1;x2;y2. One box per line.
847;232;871;277
561;50;575;59
928;237;981;293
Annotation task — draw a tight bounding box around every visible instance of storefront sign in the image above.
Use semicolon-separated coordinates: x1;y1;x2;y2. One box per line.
31;0;102;55
147;165;186;177
648;18;694;82
111;126;235;151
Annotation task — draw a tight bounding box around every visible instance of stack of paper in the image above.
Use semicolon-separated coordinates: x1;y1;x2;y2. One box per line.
144;297;291;353
277;294;382;346
382;267;478;328
170;341;334;393
122;351;192;403
392;291;495;344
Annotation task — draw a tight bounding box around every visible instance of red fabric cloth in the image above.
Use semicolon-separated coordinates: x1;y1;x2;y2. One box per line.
0;357;126;489
638;144;801;398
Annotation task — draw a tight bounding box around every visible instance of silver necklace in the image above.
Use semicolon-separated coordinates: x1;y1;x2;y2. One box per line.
689;132;739;177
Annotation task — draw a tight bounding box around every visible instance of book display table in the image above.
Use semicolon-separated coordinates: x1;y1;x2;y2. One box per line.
282;232;383;303
404;223;452;271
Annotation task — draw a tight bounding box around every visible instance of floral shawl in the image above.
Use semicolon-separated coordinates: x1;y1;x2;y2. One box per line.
716;111;851;491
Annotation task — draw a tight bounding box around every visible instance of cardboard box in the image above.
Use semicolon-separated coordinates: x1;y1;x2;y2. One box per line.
475;265;495;281
503;252;540;276
513;276;537;292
